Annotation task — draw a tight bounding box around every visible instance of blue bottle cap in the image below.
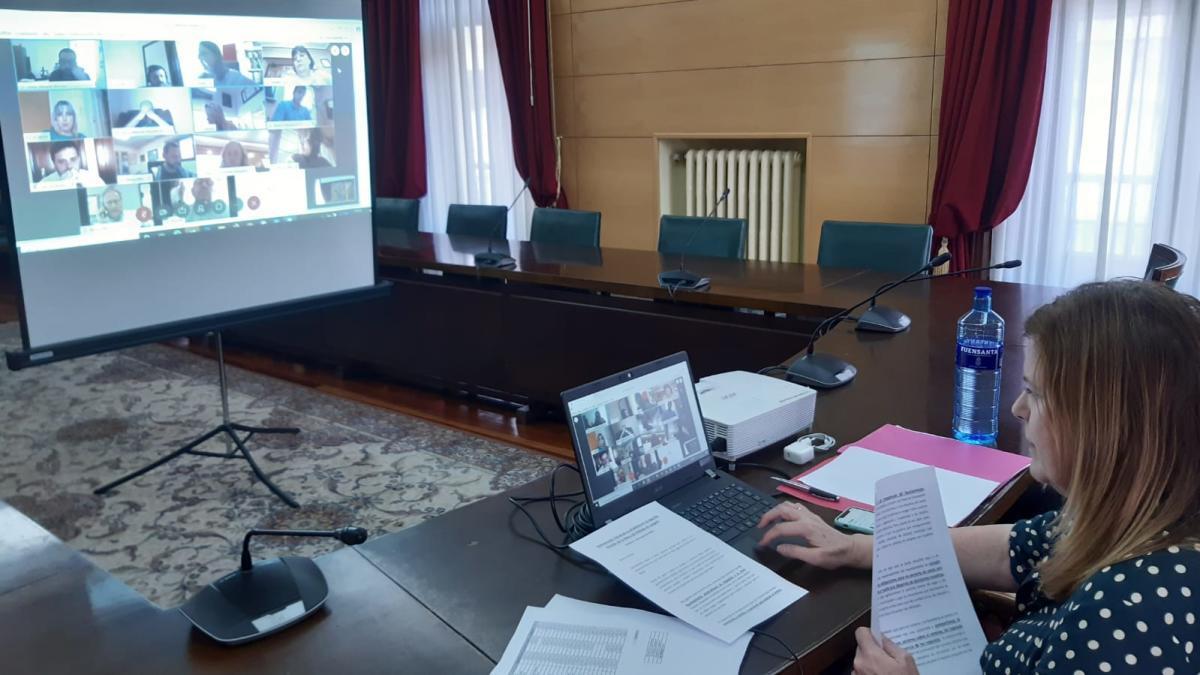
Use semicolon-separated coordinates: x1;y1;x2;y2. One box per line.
974;286;992;298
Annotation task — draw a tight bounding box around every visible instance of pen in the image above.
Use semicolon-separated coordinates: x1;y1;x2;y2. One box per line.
771;476;840;502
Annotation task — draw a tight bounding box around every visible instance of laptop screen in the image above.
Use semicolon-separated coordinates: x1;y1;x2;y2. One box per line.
563;353;712;523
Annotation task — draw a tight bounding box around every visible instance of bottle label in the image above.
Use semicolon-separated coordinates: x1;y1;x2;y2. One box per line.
956;340;1003;370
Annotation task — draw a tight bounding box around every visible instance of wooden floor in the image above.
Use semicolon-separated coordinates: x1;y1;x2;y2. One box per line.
185;336;575;460
0;268;574;461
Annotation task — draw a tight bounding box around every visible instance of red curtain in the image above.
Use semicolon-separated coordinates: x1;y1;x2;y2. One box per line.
488;0;567;208
928;0;1052;271
365;0;427;199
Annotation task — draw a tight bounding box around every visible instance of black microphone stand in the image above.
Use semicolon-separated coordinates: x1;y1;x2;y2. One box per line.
782;253;952;389
857;259;1022;332
475;182;530;269
181;526;370;644
658;187;731;291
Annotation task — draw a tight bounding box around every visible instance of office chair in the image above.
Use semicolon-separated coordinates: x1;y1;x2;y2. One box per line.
817;220;934;274
1144;243;1186;289
530;208;602;247
374;198;419;232
657;215;747;260
446;204;507;239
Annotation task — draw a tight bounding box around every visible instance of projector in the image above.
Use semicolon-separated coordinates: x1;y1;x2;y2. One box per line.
696;371;817;460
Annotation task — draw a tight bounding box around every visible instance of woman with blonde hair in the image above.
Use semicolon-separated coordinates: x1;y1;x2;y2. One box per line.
759;280;1200;674
220;140;247;168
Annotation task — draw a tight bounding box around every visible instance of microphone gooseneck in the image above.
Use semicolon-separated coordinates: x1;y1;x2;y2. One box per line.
802;252;952;355
677;187;731;273
240;527;369;572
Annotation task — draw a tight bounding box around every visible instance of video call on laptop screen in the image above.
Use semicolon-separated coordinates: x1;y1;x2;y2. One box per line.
567;360;709;511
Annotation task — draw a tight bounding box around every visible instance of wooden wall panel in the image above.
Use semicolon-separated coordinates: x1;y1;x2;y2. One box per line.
936;0;949;54
571;0;933;76
572;0;692;13
551;13;573;77
927;135;939;217
560;137;580;207
551;0;947;257
573;139;658;250
554;76;577;137
931;55;945;135
573;57;933;138
804;137;932;262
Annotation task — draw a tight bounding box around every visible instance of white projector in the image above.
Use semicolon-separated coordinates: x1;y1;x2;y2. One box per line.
696;371;817;460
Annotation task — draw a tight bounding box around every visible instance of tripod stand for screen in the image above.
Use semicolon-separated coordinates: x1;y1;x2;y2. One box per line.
93;331;301;507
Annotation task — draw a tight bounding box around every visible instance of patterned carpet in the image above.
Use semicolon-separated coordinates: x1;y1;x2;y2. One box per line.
0;325;556;608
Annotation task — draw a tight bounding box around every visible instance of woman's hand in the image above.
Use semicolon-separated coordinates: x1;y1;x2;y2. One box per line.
852;628;918;675
755;502;870;569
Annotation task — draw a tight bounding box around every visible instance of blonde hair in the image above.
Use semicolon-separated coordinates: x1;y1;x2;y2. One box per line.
1025;280;1200;600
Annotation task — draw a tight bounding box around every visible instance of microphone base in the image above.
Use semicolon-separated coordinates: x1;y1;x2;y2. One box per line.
856;305;912;333
474;251;517;269
658;269;711;291
180;556;328;645
785;352;857;389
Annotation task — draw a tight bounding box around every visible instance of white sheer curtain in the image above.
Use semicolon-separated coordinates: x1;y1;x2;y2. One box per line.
418;0;532;236
993;0;1200;295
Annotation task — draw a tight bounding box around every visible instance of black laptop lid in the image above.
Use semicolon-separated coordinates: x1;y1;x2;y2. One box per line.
561;352;714;526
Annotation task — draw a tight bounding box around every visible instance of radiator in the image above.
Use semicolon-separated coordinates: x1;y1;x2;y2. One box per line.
683;149;803;262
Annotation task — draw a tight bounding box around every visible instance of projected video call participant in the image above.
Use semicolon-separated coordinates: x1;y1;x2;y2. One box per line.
96;186;125;223
290;45;330;84
147;65;169;87
205;102;238;131
155;140;193;180
48;48;91;82
271;86;312;122
198;41;254;86
38;141;105;187
48;100;85;140
120;101;174;129
220;140;247;168
185;178;227;221
295;129;331;169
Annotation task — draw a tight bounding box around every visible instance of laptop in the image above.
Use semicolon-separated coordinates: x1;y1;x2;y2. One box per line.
562;352;791;564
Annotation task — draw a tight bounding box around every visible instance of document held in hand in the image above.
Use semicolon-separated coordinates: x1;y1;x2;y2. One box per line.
871;467;988;675
570;501;806;643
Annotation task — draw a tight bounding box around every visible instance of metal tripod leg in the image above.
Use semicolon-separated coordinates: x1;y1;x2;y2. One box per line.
92;331;301;507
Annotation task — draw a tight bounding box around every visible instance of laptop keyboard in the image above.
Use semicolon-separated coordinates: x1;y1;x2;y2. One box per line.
673;484;776;542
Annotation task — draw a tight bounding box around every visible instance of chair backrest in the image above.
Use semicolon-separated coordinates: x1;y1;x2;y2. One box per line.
530;208;602;247
657;215;747;260
374;198;420;232
817;220;933;274
446;204;508;238
1144;242;1186;289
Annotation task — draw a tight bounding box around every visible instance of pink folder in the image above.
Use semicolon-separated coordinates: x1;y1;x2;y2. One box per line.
777;424;1032;513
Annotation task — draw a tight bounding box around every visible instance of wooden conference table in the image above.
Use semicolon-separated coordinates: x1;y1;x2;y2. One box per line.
4;235;1062;673
227;231;888;418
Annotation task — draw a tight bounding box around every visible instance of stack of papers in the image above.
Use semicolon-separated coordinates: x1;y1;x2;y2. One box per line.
491;595;752;675
801;446;999;525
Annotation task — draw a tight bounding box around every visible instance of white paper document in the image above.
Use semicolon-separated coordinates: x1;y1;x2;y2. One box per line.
800;446;999;525
569;501;807;643
490;597;751;675
870;467;987;675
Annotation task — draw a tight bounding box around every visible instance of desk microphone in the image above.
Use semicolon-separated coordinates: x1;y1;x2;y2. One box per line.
783;252;952;389
857;259;1022;332
658;187;730;291
475;180;529;269
180;526;369;645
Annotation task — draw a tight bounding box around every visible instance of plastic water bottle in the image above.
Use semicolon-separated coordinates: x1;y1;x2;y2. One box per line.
953;287;1005;444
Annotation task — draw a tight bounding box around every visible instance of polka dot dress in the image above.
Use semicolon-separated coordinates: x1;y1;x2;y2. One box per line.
980;512;1200;674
